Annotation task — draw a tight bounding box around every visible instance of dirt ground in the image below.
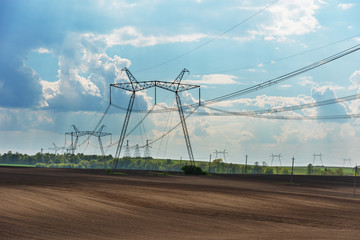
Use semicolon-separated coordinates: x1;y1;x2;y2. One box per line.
1;167;360;239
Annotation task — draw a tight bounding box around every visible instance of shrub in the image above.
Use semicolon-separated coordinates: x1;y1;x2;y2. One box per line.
281;168;290;175
181;165;207;175
307;164;313;175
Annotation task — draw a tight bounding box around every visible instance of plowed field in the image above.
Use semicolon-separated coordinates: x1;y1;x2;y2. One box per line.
1;167;359;239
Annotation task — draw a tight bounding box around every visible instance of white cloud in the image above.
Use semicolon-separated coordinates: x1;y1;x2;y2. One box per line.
280;84;291;88
274;121;328;143
337;3;355;10
349;70;360;92
34;47;51;54
298;76;315;86
93;26;208;47
249;0;324;41
39;32;140;111
185;74;240;85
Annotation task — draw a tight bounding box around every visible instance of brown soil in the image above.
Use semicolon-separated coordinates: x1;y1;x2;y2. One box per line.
1;167;360;239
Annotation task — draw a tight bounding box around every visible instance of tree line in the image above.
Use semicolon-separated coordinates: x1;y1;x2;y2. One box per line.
0;151;354;176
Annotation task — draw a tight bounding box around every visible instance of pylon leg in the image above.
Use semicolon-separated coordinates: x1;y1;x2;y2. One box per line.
175;92;195;165
113;92;136;169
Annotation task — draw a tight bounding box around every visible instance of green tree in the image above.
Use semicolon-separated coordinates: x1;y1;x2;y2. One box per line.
281;168;290;175
307;164;313;175
335;168;344;176
254;162;262;174
264;167;274;175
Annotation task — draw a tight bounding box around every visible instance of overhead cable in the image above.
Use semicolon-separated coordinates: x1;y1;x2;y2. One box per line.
201;44;360;105
134;0;280;73
195;33;360;75
196;93;360;116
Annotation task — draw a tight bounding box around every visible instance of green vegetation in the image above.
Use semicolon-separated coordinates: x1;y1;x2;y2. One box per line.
181;165;207;175
0;151;357;176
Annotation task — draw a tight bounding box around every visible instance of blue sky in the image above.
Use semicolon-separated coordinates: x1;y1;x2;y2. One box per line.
1;0;360;166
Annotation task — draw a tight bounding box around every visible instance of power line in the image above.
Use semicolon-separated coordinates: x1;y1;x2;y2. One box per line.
195;33;360;75
246;113;360;120
134;0;280;73
201;44;360;105
196;93;360;116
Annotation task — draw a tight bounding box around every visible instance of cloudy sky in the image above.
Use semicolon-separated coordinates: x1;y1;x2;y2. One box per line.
1;0;360;166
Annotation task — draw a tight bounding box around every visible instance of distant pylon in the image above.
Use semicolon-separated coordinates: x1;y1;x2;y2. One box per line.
134;144;141;158
270;153;282;166
313;153;324;166
144;140;151;158
343;158;352;167
213;149;228;162
124;140;131;157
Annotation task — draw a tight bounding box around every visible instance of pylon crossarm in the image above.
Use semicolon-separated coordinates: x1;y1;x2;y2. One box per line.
111;81;199;93
111;83;145;92
113;92;136;169
175;92;195;165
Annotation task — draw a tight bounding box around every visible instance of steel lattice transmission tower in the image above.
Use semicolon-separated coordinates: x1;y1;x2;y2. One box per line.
111;67;200;169
213;149;228;162
134;144;141;158
90;125;112;156
312;153;324;166
65;125;88;155
124;140;131;157
65;124;111;156
343;158;352;167
270;153;282;166
48;143;65;155
144;140;152;158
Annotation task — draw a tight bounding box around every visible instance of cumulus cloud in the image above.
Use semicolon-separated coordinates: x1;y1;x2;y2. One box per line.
185;74;240;85
298;76;315;86
274;121;328;143
35;48;51;54
0;57;43;108
337;3;355;10
94;26;207;47
311;86;347;117
38;31;150;112
349;70;360;92
249;0;324;41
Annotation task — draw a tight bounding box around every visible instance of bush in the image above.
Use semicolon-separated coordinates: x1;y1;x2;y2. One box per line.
181;165;207;175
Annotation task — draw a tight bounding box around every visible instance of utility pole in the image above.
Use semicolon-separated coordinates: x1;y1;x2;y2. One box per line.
245;154;248;175
291;156;295;184
354;165;358;198
209;154;212;174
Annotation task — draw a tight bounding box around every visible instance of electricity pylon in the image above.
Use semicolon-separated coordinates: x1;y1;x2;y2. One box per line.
65;125;88;154
144;139;152;158
124;140;131;157
65;124;111;155
270;153;282;166
134;144;141;158
213;149;228;162
343;158;352;167
48;143;65;154
111;67;200;169
313;153;324;166
90;125;112;156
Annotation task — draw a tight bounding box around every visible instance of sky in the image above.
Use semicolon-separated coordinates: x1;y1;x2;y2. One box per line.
1;0;360;167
